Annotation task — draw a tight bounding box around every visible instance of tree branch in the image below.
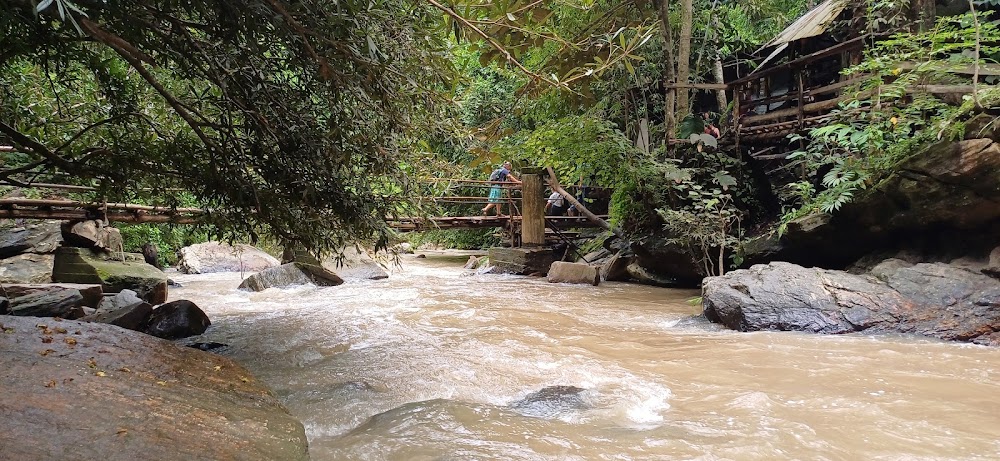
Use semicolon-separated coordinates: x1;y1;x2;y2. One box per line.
425;0;561;87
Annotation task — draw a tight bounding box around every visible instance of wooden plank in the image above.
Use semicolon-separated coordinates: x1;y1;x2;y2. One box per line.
732;35;869;85
665;83;729;90
897;62;1000;76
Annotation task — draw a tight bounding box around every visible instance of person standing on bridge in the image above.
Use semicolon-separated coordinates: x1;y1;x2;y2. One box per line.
482;161;520;216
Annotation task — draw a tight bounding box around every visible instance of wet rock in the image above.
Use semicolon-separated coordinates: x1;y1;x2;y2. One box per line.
547;261;600;286
145;300;211;340
8;288;85;318
0;315;309;461
96;289;144;315
177;241;281;274
186;342;229;352
142;242;160;268
463;255;479;269
510;385;589;418
0;297;8;315
415;254;427;259
626;262;682;287
83;301;154;332
4;283;102;309
0;221;62;258
600;252;632;282
52;247;168;304
703;261;1000;345
630;236;703;286
238;263;344;291
0;253;54;284
320;247;389;280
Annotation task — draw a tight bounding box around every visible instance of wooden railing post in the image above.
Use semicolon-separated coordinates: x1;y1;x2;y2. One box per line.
521;173;545;247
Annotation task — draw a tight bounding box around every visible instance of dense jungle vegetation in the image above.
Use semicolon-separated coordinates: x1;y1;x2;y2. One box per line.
1;0;997;273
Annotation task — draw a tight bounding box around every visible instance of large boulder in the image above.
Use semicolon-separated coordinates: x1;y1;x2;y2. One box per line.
747;138;1000;269
0;221;62;258
285;245;389;281
145;300;211;340
320;247;389;281
238;263;344;291
0;253;55;283
61;220;122;250
95;289;145;315
8;288;85;318
629;236;703;286
82;301;153;331
4;283;103;309
0;315;309;461
702;261;1000;345
177;241;281;274
52;247;168;304
547;261;600;286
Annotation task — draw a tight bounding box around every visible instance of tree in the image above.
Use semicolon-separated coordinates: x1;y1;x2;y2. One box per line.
0;0;453;253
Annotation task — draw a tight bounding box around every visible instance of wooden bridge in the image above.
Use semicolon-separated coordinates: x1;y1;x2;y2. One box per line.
0;170;611;247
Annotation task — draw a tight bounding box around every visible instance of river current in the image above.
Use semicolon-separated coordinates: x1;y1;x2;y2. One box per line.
172;253;1000;461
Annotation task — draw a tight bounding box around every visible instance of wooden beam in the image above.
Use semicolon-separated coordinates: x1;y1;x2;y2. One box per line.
520;173;545;247
546;167;622;238
665;83;729;90
732;35;869;85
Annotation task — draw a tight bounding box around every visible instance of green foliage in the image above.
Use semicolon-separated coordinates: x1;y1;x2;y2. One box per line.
118;224;209;267
405;229;502;250
497;114;638;188
2;0;455;253
656;157;744;276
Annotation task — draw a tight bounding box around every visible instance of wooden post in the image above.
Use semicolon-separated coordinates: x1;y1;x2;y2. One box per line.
520;173;545;247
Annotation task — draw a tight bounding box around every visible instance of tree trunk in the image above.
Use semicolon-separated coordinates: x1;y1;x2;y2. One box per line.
676;0;693;121
657;0;677;149
711;13;727;124
909;0;936;32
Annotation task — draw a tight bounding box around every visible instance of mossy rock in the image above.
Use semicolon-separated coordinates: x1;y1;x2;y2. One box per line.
52;247;168;303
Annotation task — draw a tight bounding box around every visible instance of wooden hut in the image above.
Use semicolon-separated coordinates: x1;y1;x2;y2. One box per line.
729;0;865;153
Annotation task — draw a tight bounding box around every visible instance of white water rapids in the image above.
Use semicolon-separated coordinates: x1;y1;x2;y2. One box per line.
171;253;1000;460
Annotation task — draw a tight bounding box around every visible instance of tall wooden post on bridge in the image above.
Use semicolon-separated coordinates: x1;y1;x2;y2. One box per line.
520;173;545;247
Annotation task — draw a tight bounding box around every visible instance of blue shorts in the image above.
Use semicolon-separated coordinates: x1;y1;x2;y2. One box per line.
488;185;504;203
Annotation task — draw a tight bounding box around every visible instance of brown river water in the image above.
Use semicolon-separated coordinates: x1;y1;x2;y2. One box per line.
171;253;1000;461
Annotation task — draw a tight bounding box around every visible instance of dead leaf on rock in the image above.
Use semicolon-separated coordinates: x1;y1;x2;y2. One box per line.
95;371;106;377
54;327;67;334
116;428;127;436
41;336;53;343
64;337;77;346
87;358;97;368
44;380;56;388
213;366;222;371
240;376;250;383
156;381;167;386
39;349;55;356
119;367;131;373
3;328;13;334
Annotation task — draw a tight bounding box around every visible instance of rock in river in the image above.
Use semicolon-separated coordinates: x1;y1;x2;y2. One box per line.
177;241;281;274
239;262;344;291
0;315;309;461
702;261;1000;345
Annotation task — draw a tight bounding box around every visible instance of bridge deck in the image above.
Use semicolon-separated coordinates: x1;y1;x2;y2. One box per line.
386;215;607;231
